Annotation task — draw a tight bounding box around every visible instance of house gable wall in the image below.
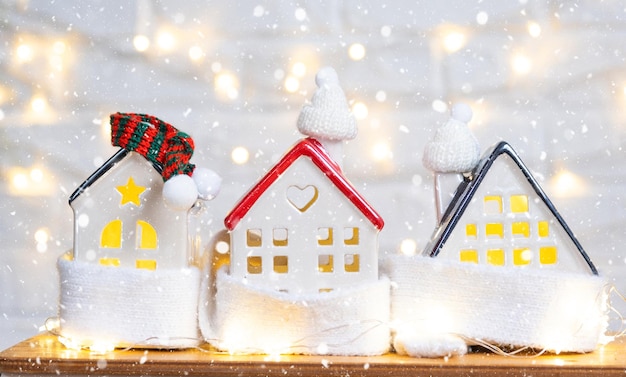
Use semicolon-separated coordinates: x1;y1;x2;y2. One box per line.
70;152;188;269
230;156;379;294
437;154;594;275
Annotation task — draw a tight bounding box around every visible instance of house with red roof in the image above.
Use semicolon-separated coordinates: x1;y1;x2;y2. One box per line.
224;137;384;294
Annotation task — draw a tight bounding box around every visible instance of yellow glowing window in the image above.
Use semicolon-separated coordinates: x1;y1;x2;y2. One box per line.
101;219;122;248
512;222;530;238
484;196;503;214
538;221;550;237
318;255;334;273
466;223;477;238
246;229;262;247
487;249;505;266
540;246;557;264
344;227;360;245
485;223;504;238
273;255;288;273
344;254;360;272
513;248;532;265
510;195;529;213
99;257;120;267
317;227;333;246
460;249;478;263
136;220;157;249
247;256;262;274
319;288;333;293
272;228;288;247
136;259;157;270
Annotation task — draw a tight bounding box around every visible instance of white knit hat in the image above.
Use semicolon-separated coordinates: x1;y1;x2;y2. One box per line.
422;103;481;173
297;67;357;141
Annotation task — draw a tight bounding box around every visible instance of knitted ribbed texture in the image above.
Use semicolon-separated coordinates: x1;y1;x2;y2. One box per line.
110;112;195;181
58;255;201;348
422;114;480;173
385;255;609;357
199;268;390;355
297;67;357;141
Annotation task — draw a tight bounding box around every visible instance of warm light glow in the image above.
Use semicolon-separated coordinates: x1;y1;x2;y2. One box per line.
550;169;588;198
11;171;28;190
30;96;48;113
216;241;230;254
348;43;366;60
371;142;392;161
156;30;176;51
214;71;239;100
15;43;34;63
211;62;222;73
284;76;300;93
400;239;418;256
527;21;542;38
231;146;250;164
188;46;204;61
7;166;54;196
52;40;67;55
291;62;307;77
0;85;9;104
35;227;49;253
30;168;43;182
512;53;532;75
443;31;466;53
352;102;368;119
133;34;150;52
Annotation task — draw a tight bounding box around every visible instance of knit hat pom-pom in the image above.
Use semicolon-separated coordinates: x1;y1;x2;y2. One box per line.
163;174;199;211
193;167;222;201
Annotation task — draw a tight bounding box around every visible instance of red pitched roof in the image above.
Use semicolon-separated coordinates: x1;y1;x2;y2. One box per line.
224;137;384;231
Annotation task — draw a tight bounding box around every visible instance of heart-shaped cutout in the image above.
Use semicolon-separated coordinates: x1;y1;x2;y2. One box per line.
287;185;319;213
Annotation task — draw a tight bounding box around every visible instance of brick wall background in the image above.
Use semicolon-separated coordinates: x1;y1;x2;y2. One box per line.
1;0;625;349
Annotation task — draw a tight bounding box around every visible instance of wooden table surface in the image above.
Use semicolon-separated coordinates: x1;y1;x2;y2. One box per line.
1;334;625;376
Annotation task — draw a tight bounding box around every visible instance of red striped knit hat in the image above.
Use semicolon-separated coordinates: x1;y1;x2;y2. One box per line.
110;112;220;210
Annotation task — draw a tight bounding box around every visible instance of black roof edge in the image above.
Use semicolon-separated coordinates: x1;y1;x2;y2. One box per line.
428;141;598;275
68;149;163;206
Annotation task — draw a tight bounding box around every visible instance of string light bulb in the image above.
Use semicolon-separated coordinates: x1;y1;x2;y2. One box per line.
352;102;368;120
156;30;176;51
348;43;366;61
527;21;542;38
442;30;466;53
512;53;532;75
284;76;300;93
30;95;48;113
214;71;239;100
133;35;150;52
291;62;307;77
15;42;34;63
231;146;250;165
188;46;204;62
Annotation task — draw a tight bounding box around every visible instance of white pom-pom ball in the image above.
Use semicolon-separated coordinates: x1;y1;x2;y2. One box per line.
451;103;473;123
315;67;339;88
162;174;199;211
193;167;222;200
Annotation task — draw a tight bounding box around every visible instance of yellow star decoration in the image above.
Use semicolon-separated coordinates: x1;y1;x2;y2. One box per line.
116;176;146;206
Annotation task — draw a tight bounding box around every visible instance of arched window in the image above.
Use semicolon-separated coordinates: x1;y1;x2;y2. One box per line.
136;220;158;249
100;219;122;248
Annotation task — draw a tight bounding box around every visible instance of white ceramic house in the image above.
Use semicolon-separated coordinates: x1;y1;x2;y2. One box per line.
224;137;384;294
425;141;597;275
69;149;189;270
